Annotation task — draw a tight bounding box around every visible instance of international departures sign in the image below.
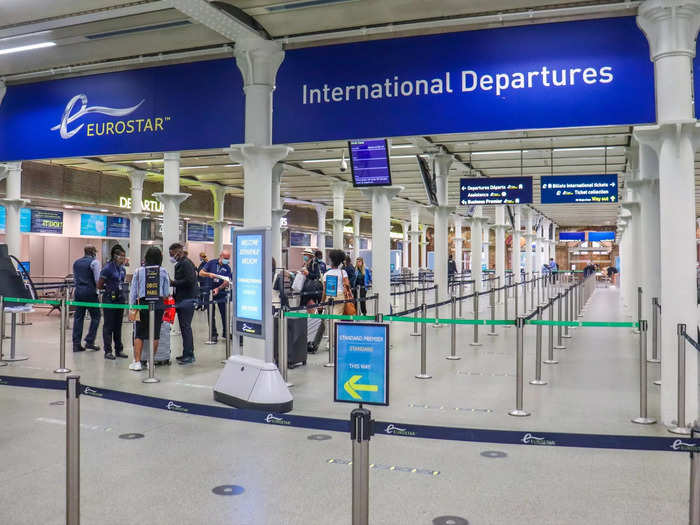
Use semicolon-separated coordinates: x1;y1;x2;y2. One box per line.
0;17;662;162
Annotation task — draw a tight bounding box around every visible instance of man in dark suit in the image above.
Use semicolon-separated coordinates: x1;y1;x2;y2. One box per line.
169;243;198;364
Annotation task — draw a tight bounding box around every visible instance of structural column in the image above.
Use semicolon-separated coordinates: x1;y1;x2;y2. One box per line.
315;204;328;259
420;226;427;269
361;186;403;313
619;202;641;311
550;224;557;263
127;169;147;271
635;0;700;424
433;153;454;301
453;215;463;273
511;207;522;282
409;206;420;275
210;186;227;256
401;221;410;270
470;207;488;292
154;152;189;275
0;162;27;258
523;209;534;280
352;212;361;261
331;181;350;250
493;205;508;301
270;163;287;266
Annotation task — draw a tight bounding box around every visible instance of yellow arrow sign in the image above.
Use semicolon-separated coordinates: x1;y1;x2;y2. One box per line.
343;375;379;400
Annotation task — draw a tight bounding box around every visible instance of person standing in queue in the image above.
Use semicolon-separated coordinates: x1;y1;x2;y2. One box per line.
128;246;170;371
169;243;198;364
71;245;101;352
199;250;232;342
97;244;128;360
196;252;208;310
354;257;371;315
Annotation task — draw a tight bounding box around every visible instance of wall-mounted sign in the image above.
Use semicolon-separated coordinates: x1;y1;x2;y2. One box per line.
273;17;654;143
0;207;32;233
349;138;392;187
334;322;389;405
31;210;63;234
540;174;618;204
107;216;130;238
360;238;368;250
118;196;163;213
460;176;533;205
80;213;107;237
0;59;244;161
234;230;268;339
187;222;215;243
325;235;334;248
290;231;312;247
559;231;586;242
588;231;615;242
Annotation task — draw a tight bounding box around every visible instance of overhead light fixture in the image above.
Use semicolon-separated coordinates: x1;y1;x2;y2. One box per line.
391;144;414;149
303;158;341;163
181;165;210;169
63;205;74;209
132;159;164;164
183;217;191;221
0;41;56;56
100;209;109;213
390;155;417;159
224;163;240;167
471;150;526;156
554;147;608;152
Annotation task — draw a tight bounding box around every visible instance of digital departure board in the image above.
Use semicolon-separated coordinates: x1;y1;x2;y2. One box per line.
349;139;392;187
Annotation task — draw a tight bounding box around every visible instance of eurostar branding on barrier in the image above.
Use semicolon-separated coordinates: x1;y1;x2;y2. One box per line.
0;59;244;161
273;17;655;143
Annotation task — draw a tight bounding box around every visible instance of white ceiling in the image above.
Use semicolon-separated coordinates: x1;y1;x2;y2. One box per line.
0;1;646;229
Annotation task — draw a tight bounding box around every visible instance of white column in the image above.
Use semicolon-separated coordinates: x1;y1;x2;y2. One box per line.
453;215;463;273
482;221;490;271
619;202;641;312
420;226;427;268
127;169;147;272
270;163;287;266
352;212;361;261
0;162;27;257
332;181;350;250
470;207;487;292
314;204;328;259
635;0;700;425
210;186;227;256
433;153;454;301
410;206;420;275
401;221;410;270
523;209;534;279
494;205;508;299
0;80;6;106
154;152;189;275
227;39;292;367
361;186;403;313
511;207;522;282
550;224;558;263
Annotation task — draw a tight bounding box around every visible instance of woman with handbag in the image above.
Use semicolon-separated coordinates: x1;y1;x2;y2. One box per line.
355;257;371;315
321;249;351;316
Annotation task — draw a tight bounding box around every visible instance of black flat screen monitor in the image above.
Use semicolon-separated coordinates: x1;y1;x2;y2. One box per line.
349;139;392;187
417;155;438;207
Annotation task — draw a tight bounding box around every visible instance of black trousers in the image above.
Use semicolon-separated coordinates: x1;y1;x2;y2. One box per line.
72;296;100;348
177;301;195;358
102;296;124;354
357;287;368;315
209;295;228;339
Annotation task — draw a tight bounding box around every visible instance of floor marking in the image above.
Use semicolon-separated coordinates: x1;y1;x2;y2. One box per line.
212;485;245;496
409;403;493;414
457;371;515;377
307;434;332;441
35;417;113;432
119;433;145;440
327;458;439;476
480;451;507;458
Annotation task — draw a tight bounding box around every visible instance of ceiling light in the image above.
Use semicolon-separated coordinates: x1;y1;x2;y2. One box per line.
0;41;56;56
224;163;240;167
390;155;417;159
303;158;341;163
132;159;164;164
471;150;526;156
63;205;74;209
181;165;210;169
391;144;414;149
183;217;191;221
553;147;606;152
100;209;109;213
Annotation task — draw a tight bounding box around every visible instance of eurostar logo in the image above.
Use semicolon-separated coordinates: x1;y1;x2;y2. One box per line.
50;94;170;140
384;424;415;436
166;401;188;413
265;413;290;425
671;439;700;452
83;386;102;397
521;433;555;446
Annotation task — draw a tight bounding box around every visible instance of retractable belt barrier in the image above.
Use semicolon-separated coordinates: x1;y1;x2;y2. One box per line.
0;374;697;453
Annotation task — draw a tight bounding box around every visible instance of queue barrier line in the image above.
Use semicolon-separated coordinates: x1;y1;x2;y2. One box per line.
525;320;639;328
67;301;148;310
1;374;697;453
4;297;60;306
284;312;375;321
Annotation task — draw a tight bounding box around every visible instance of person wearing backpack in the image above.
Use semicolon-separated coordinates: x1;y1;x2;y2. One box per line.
300;248;323;310
344;254;357;290
322;249;350;315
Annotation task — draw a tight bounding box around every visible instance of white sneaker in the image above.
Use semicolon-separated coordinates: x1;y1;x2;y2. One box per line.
128;361;142;371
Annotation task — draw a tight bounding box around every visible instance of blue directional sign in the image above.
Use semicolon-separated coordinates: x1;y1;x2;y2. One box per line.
588;231;615;242
0;207;31;233
31;210;63;234
460;176;533;205
334;322;389;406
540;174;618;204
80;213;107;237
106;216;130;238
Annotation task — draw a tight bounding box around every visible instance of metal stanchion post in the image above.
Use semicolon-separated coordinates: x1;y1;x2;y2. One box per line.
66;375;80;525
508;317;530;417
421;285;426;307
403;284;408;313
530;277;535;308
325;299;335;368
278;306;291;386
204;290;217;345
523;279;528;313
514;280;519;321
458;281;464;318
669;324;691;434
224;292;233;361
569;284;575;330
488;286;497;337
433;285;441;328
350;407;373;525
504;284;510;329
530;306;547;385
554;293;565;350
631;320;655;424
649;297;660;364
0;296;5;366
690;426;700;525
54;293;70;372
17;310;31;326
562;289;572;339
634;286;642;335
411;289;420;337
142;303;159;384
577;281;584;317
543;301;558;365
446;296;460;360
470;292;481;347
416;304;431;379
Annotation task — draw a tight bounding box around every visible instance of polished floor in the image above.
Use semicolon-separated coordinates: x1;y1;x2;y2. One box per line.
0;284;693;524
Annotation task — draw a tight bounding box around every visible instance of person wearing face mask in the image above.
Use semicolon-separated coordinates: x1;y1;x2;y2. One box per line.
97;244;127;359
71;245;102;352
169;242;198;364
199;249;233;342
196;252;208;310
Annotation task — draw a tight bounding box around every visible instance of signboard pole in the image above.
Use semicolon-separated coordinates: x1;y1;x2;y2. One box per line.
325;299;335;368
416;304;431;379
142;303;159;384
350;406;373;525
205;290;217;345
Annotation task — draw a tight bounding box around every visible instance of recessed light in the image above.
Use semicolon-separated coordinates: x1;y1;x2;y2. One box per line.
100;209;109;213
64;205;74;209
0;41;56;56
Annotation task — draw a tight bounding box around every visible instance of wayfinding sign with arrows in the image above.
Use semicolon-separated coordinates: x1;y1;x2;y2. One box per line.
334;322;389;406
540;174;618;204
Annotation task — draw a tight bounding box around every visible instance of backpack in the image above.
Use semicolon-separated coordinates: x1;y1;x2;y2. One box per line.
301;276;323;303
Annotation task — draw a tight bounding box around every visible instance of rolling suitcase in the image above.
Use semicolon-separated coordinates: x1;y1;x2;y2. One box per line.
273;317;307;368
307;317;325;354
139;320;172;366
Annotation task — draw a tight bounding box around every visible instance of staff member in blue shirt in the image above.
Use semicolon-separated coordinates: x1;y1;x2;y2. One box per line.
128;246;170;371
71;245;101;352
199;249;232;343
97;244;127;360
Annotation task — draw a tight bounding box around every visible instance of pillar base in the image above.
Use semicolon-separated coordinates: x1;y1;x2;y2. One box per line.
415;373;432;379
445;355;461;360
529;379;548;385
543;359;559;365
631;417;656;425
508;409;531;417
667;425;692;435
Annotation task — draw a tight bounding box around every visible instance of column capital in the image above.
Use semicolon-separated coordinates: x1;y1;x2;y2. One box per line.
313;203;328;217
637;0;700;60
227;143;293;165
209;185;228;202
432;152;454;178
634;121;700;153
0;198;28;208
360;185;403;200
0;161;21;179
153;192;190;205
127;168;147;189
332;218;351;226
620;201;641;211
234;39;285;87
331;179;351;197
627;177;659;190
